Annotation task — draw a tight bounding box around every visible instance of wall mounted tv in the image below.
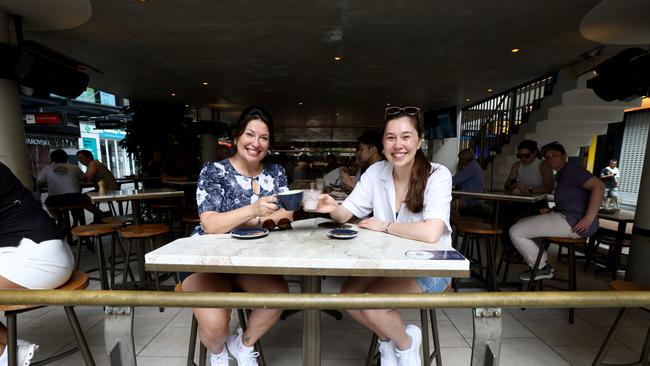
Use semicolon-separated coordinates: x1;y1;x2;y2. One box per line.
424;106;457;139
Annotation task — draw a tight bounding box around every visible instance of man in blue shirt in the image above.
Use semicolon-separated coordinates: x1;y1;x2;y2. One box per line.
452;148;484;214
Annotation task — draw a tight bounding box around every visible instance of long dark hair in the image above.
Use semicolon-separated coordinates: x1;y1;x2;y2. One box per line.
234;105;274;145
383;111;432;213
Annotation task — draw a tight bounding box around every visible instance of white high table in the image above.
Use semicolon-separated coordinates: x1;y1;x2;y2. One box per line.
145;218;469;366
88;188;184;225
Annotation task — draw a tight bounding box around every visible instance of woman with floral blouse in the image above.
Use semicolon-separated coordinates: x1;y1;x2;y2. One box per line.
182;106;293;366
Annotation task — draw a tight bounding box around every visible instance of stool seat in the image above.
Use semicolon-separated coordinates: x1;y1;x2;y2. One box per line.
457;222;502;235
72;223;122;237
102;215;134;225
150;203;182;209
542;237;586;245
611;280;650;293
0;271;89;312
182;213;201;224
450;214;481;226
119;224;170;238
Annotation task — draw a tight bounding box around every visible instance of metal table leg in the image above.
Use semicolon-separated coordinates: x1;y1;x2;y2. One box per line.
471;307;502;366
301;276;321;366
104;306;136;366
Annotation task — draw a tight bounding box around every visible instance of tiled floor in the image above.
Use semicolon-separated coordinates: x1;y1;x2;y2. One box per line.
3;240;647;365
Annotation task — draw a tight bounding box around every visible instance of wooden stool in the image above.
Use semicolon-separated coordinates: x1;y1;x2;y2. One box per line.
101;215;134;226
1;271;95;366
527;236;586;324
174;283;267;366
181;212;201;236
592;281;650;366
454;223;502;291
71;223;126;290
119;224;170;289
151;202;182;228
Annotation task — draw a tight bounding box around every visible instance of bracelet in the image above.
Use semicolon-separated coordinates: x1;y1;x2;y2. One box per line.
385;222;393;233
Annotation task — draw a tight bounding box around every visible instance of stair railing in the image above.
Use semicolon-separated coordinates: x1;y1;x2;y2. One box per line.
460;73;556;167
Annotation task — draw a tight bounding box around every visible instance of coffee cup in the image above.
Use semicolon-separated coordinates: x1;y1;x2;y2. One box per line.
277;190;303;211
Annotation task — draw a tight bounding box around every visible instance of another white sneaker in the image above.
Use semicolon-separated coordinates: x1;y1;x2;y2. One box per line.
226;328;259;366
377;338;399;366
395;325;422;366
210;347;229;366
15;340;39;366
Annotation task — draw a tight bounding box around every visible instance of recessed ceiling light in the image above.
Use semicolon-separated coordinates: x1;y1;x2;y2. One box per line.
170;93;176;97
386;103;391;106
334;56;342;61
185;104;189;107
510;48;521;53
336;112;340;116
592;70;598;75
487;88;493;92
202;82;208;86
465;98;470;102
298;102;303;106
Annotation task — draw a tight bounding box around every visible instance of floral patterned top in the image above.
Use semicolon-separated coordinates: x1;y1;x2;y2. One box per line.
193;159;289;235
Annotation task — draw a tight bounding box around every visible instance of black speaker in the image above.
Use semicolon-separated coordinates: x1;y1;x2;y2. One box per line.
0;41;89;99
587;48;650;102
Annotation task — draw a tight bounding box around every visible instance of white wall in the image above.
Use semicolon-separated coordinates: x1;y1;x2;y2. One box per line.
429;138;459;174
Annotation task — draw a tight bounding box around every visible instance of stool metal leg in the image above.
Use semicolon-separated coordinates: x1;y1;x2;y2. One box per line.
569;245;576;324
95;236;109;290
64;306;96;366
7;313;17;366
592;308;628;366
199;344;207;366
430;309;442;366
421;309;430;365
526;241;550;292
187;315;198;366
365;333;378;366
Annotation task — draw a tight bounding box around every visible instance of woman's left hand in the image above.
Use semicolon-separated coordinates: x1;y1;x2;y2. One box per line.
358;217;389;232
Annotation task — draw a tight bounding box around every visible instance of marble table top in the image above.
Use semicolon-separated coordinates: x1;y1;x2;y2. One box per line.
87;188;185;202
452;190;548;203
146;218;469;277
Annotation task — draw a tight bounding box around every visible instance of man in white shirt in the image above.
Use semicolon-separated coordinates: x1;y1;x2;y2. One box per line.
323;130;384;192
600;159;620;207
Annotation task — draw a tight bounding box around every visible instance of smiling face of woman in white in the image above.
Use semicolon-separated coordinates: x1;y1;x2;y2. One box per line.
383;116;421;169
235;118;270;165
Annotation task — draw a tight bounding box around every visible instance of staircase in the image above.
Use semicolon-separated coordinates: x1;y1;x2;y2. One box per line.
485;71;641;190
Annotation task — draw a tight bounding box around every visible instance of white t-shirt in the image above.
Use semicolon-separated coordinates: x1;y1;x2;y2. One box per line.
37;163;83;196
342;160;453;247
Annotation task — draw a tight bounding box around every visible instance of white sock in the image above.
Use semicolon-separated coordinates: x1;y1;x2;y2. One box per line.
210;347;228;360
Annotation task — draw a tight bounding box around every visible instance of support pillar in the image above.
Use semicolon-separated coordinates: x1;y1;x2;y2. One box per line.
626;135;650;282
0;10;33;189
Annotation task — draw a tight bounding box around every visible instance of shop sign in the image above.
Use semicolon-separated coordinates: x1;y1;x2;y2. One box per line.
25;138;50;145
25;113;62;125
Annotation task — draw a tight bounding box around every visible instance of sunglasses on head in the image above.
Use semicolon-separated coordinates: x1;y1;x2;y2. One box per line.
262;218;292;231
516;152;533;159
385;106;421;118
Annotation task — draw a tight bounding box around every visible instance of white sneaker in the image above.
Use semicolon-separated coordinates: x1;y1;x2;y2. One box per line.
395;325;422;366
377;338;399;366
226;328;259;366
1;340;39;366
210;347;229;366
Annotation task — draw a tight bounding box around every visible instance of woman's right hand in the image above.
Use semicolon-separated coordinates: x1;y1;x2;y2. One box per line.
252;195;280;217
307;194;339;213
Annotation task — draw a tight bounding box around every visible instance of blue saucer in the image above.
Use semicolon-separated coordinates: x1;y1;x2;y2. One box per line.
231;228;269;239
327;228;358;239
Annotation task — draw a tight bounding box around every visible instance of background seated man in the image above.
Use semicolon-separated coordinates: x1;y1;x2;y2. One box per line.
37;149;106;222
323;130;384;192
75;149;119;191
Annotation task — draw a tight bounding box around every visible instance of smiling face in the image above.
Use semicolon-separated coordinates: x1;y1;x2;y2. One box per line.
382;116;421;169
234;118;270;164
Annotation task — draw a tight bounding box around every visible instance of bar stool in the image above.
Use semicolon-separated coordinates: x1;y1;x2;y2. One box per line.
454;223;502;291
592;281;650;366
174;283;267;366
119;224;170;289
526;236;586;324
151;201;182;228
1;271;95;366
365;309;443;366
181;211;201;236
102;215;134;227
71;223;126;290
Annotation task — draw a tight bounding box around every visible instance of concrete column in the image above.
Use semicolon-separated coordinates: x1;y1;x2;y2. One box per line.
0;10;33;189
626;135;650;283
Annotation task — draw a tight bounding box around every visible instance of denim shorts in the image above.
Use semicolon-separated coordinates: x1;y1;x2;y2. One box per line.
415;277;451;293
